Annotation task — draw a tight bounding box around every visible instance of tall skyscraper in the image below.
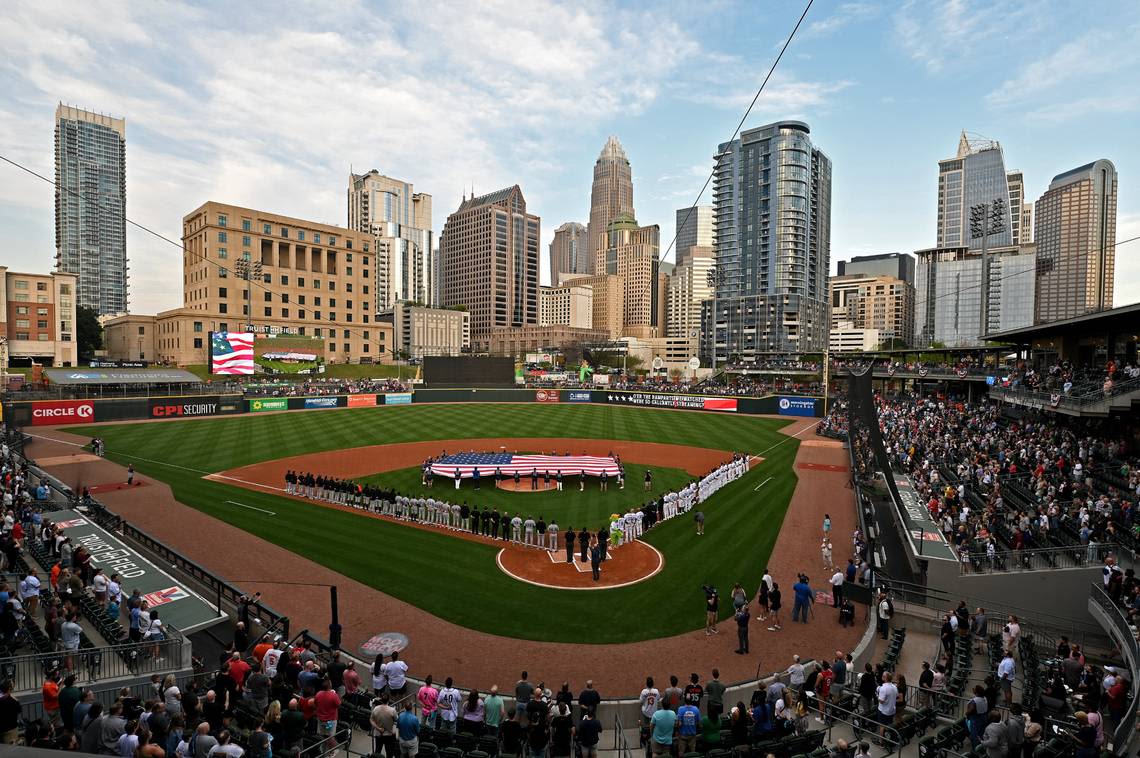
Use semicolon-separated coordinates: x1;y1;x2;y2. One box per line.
588;136;635;271
674;205;713;267
439;186;539;338
549;222;588;286
1034;159;1117;323
54;104;127;315
600;212;660;338
701;121;832;359
937;132;1013;250
348;170;434;308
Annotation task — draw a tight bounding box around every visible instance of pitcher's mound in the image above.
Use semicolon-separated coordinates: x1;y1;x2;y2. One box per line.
496;540;663;590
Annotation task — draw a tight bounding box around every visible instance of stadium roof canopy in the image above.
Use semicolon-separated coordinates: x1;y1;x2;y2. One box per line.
44;368;203;385
984;302;1140;344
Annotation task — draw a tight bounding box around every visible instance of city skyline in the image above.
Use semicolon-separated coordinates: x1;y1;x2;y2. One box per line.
1;1;1138;316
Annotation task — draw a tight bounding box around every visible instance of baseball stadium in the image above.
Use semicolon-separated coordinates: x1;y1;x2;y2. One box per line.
6;325;1137;758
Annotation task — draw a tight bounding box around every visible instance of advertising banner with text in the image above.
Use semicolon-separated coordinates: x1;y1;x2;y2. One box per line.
347;394;378;408
303;397;340;409
777;397;817;416
534;390;561;403
384;393;413;405
148;397;225;419
248;398;289;413
31;399;96;426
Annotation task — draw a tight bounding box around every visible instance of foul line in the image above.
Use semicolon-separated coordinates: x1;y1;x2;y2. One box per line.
225;500;277;516
752;419;822;461
753;477;773;492
24;432;213;475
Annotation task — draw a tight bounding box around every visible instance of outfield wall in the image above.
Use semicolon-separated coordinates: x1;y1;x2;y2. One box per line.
2;388;826;426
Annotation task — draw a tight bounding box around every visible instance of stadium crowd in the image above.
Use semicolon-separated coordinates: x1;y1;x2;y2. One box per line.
241;378;409;398
857;392;1140;569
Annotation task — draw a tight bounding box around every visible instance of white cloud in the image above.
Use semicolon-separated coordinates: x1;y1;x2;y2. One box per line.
893;0;1039;73
803;2;878;38
985;23;1140;122
0;0;705;311
683;75;855;117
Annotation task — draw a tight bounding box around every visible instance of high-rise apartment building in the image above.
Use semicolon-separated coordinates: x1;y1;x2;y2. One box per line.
675;205;713;267
701;121;832;360
539;284;593;328
439;186;539;341
588;136;635;271
1033;159;1117;323
347;170;434;307
836;252;915;285
54;104;127;315
829;273;915;347
549;222;589;286
600;213;660;339
666;245;714;342
937;132;1013;250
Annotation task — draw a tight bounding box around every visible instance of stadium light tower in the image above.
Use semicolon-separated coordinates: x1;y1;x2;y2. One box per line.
234;257;264;332
969;198;1006;343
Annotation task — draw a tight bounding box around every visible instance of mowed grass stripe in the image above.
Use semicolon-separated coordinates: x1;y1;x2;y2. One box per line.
70;404;799;643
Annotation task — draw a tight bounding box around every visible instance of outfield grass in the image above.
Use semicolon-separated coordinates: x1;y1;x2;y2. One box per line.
71;404;800;643
360;462;692;532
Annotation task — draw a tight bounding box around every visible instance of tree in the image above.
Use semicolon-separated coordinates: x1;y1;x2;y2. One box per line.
76;306;103;360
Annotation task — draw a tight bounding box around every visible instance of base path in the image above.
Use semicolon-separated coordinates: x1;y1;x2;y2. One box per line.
25;418;862;695
496;540;663;589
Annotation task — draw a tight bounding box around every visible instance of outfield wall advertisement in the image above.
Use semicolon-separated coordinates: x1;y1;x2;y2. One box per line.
777;396;817;416
30;399;95;426
605;391;738;412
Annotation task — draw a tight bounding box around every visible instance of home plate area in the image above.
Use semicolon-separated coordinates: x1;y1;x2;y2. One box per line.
495;540;664;590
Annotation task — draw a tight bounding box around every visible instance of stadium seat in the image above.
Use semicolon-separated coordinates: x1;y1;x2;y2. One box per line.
476;736;499;756
440;745;465;758
417;743;438;758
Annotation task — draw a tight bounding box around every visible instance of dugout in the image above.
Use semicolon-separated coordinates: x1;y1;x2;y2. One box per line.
423;356;515;388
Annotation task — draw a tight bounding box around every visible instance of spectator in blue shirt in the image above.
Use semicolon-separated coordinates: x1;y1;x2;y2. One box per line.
792;575;814;624
649;707;676;755
397;701;420;758
676;702;700;754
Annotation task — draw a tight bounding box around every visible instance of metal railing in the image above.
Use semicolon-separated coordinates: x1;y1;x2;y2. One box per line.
989;375;1140;410
1088;582;1139;753
816;696;904;755
959;542;1117;574
0;635;187;694
613;712;633;758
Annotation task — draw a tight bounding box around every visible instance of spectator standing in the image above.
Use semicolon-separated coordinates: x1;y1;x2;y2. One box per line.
676;698;700;754
649;704;677;756
577;708;602;758
705;670;726;719
397;701;420;758
577;680;601;722
416;676;439;729
483;685;506;736
437;677;461;734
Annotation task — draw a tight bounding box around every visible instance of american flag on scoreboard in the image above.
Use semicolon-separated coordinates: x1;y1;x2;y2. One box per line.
211;332;256;375
430;452;620;479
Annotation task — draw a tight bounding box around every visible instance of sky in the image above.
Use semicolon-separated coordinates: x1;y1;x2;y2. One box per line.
1;0;1138;315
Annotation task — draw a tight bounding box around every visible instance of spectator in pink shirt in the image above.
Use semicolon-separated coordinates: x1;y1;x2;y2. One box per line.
418;675;440;729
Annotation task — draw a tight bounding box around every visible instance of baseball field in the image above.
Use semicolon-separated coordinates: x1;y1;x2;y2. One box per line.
70;403;802;644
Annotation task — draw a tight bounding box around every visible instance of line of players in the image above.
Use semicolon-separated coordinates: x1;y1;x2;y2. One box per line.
280;453;751;550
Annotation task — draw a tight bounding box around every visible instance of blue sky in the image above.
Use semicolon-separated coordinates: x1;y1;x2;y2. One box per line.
1;0;1138;313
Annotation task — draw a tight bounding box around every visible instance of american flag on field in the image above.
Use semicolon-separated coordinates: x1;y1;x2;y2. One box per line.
211;332;256;375
430;453;620;479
